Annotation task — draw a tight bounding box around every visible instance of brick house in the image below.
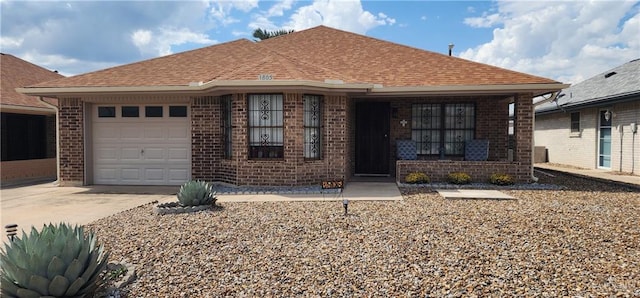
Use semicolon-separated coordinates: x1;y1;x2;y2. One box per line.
18;26;567;186
535;59;639;174
1;53;63;184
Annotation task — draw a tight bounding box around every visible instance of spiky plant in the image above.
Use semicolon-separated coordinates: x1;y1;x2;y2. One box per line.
1;223;108;297
177;180;217;207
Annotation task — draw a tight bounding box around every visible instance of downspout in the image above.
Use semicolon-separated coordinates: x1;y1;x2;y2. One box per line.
531;91;560;182
38;97;60;185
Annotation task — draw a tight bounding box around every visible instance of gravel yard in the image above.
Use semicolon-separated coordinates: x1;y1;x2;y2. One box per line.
87;172;640;297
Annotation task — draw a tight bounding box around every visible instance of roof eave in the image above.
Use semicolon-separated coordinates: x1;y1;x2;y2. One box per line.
17;80;375;97
535;91;640;115
17;81;569;98
368;83;570;97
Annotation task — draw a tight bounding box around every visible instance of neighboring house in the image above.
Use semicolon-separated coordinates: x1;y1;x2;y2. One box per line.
535;59;640;174
1;53;63;185
18;26;566;187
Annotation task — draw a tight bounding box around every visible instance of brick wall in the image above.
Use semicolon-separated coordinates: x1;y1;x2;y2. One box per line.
193;93;349;186
191;96;221;182
58;98;84;186
1;158;56;183
513;93;533;180
397;160;529;183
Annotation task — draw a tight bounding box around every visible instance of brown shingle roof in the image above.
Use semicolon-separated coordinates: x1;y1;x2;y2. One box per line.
29;26;560;89
1;53;64;109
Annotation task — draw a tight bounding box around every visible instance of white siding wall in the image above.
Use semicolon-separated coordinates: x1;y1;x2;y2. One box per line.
612;101;640;174
535;101;640;174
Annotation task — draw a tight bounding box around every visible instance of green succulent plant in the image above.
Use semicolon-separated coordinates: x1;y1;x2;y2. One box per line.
177;180;217;207
1;223;109;297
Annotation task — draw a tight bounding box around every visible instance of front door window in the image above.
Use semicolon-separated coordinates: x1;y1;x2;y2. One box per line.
598;109;612;168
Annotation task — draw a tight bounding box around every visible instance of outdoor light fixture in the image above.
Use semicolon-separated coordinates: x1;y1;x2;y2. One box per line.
604;109;612;121
343;199;349;216
5;224;17;242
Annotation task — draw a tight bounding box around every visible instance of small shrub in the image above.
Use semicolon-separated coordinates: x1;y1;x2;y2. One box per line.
177;180;217;206
447;172;472;184
490;173;514;185
405;172;430;184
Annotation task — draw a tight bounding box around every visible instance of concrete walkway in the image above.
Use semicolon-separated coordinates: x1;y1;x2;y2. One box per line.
534;163;640;188
1;181;401;242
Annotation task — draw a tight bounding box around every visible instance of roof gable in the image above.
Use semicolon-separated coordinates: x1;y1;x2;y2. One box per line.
1;53;64;110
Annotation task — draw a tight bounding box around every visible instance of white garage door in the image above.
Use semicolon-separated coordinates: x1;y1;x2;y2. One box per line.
92;104;190;185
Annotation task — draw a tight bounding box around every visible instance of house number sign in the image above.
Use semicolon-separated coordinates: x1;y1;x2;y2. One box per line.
258;74;273;80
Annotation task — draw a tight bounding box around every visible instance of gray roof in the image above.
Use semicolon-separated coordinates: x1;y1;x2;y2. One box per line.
536;58;640;114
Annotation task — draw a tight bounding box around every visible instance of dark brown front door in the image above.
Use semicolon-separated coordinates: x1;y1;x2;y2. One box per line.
355;102;390;175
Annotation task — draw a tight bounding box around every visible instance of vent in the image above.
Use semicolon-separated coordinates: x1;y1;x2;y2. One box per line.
604;72;617;78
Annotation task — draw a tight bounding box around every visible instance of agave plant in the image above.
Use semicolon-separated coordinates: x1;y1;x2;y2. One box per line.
1;223;109;297
177;180;217;207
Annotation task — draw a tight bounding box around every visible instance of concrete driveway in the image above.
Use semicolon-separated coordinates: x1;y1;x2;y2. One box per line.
1;182;176;242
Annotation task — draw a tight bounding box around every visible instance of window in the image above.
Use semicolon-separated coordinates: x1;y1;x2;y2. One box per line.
169;106;187;117
412;103;475;156
145;106;163;117
570;112;580;132
303;95;322;159
248;94;283;159
121;106;139;117
1;113;47;161
221;95;232;159
98;106;116;118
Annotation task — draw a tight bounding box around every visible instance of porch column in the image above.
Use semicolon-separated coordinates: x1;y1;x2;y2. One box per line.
514;93;534;181
58;98;85;186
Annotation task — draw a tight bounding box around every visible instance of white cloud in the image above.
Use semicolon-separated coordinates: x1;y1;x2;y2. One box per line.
421;16;427;21
464;13;502;28
268;0;295;17
209;0;259;25
460;1;640;84
131;27;217;56
18;51;117;77
286;0;395;34
0;36;24;49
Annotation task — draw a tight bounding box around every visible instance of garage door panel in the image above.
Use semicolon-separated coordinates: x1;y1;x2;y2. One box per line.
93;105;190;185
121;168;141;181
121;148;141;160
121;127;142;140
168;148;189;161
95;148;118;162
168;168;190;182
144;148;165;161
144;127;164;140
168;127;189;139
144;168;165;181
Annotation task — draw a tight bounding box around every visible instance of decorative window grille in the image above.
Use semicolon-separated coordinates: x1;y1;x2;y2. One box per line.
221;95;232;159
303;95;322;159
248;94;284;158
412;103;475;156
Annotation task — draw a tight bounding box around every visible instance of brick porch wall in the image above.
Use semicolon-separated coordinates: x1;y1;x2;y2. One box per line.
191;96;222;182
58;98;84;186
397;160;529;183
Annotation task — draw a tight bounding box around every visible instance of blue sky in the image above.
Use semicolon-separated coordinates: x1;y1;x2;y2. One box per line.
1;0;639;84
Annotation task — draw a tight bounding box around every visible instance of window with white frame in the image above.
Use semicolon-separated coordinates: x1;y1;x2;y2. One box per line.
303;95;322;159
412;103;475;156
248;94;283;159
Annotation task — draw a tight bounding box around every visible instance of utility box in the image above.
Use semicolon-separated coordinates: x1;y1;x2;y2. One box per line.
534;146;548;163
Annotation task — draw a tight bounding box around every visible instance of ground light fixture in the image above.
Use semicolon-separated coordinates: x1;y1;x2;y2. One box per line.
343;199;349;215
5;224;18;242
